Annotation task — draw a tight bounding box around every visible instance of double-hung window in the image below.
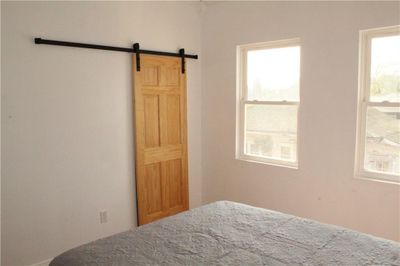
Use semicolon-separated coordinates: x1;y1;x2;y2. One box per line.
237;39;301;168
356;25;400;183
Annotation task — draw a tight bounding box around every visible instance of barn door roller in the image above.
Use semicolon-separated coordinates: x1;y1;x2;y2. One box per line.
133;43;141;72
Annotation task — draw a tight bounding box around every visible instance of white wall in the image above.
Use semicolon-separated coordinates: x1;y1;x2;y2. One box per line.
2;1;400;265
1;2;202;265
0;2;2;264
202;1;400;242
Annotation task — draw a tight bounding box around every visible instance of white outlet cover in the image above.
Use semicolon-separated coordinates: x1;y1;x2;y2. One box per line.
100;211;108;224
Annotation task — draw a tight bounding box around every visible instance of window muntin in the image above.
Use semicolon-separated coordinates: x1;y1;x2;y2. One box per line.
237;39;301;167
357;26;400;183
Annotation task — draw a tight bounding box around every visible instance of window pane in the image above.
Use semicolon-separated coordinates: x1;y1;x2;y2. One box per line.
364;107;400;175
370;35;400;102
247;46;300;101
245;104;297;162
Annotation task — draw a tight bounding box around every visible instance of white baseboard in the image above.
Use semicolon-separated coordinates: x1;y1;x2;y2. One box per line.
30;258;53;266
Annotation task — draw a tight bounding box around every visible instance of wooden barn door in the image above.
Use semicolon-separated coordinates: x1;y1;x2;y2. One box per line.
133;55;189;225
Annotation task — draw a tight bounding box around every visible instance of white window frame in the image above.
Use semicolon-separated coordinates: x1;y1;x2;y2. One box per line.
355;25;400;183
236;38;301;168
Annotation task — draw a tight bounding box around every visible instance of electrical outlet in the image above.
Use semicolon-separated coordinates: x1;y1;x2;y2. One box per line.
100;211;108;224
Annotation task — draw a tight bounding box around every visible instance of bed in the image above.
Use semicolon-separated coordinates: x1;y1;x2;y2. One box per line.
50;201;400;265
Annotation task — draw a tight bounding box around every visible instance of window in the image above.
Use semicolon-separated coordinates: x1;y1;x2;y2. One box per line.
236;39;301;168
356;25;400;183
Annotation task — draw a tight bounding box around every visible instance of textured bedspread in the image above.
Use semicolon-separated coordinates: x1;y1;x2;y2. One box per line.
50;201;400;265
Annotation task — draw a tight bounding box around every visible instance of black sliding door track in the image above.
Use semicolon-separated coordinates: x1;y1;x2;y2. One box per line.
34;37;198;72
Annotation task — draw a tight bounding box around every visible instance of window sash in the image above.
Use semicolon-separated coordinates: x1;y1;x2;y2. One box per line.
359;27;400;104
238;39;301;102
356;25;400;183
357;102;400;182
237;101;299;168
240;102;298;167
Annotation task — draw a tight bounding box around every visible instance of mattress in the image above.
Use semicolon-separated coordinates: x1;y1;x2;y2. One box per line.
50;201;400;265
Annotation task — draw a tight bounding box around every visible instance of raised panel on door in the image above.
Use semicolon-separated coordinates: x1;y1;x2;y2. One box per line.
143;95;160;148
166;95;181;145
142;65;159;86
166;67;180;87
133;55;189;225
166;159;183;209
144;163;163;215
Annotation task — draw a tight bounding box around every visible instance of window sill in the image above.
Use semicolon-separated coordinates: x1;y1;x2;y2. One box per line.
355;170;400;185
236;155;298;170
